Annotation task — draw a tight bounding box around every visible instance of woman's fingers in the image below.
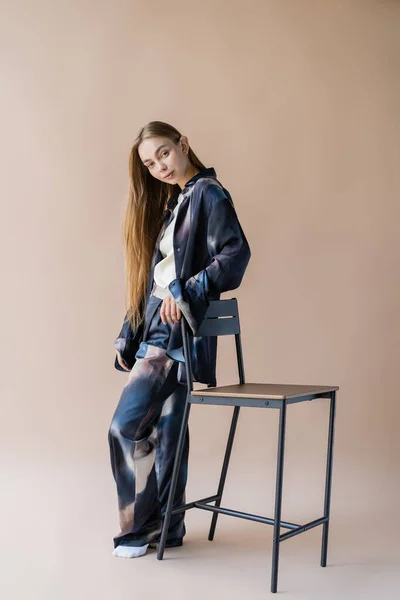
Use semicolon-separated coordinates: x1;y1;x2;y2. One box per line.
170;297;182;323
165;296;174;325
160;298;167;324
116;351;130;371
170;300;178;323
160;295;181;325
118;358;129;371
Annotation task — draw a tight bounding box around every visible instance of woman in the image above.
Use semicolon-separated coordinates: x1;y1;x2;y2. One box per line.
108;120;251;558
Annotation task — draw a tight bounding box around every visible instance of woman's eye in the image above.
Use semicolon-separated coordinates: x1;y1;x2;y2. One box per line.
146;151;168;168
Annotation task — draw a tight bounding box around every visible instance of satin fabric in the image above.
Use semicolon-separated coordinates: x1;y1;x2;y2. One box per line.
114;166;252;387
109;295;189;548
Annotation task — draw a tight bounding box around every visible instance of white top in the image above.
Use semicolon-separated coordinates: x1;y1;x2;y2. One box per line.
151;192;185;299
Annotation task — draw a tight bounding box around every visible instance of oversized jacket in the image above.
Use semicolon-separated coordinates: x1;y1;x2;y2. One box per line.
113;166;251;387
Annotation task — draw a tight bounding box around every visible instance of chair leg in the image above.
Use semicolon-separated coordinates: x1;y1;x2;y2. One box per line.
321;391;336;567
157;393;192;560
208;406;241;541
271;401;287;594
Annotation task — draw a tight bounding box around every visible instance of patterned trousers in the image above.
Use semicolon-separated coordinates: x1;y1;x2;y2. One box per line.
108;294;189;548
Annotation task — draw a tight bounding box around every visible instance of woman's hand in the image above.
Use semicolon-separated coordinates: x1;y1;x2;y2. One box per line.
116;349;130;371
160;294;182;325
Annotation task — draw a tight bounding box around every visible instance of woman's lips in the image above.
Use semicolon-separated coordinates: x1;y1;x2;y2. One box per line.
165;171;174;179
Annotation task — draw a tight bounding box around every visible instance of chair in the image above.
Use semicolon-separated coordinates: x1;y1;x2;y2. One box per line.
157;298;338;594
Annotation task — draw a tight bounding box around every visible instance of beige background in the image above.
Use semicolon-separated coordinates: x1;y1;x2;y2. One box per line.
1;1;399;598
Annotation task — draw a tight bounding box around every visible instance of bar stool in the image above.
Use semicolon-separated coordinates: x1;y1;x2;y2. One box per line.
157;298;338;594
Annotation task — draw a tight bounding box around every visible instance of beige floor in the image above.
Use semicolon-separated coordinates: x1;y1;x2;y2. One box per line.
84;522;399;600
107;524;398;600
2;507;398;600
2;431;399;600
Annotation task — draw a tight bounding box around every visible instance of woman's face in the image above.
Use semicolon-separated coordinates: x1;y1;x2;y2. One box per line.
138;135;190;187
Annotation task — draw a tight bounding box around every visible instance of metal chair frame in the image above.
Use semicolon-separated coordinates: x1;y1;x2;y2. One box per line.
157;298;337;594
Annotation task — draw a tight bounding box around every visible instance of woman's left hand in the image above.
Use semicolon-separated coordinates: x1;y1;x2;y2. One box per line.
115;349;130;371
160;294;182;325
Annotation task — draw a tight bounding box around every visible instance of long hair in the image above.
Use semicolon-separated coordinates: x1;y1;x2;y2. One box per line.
123;120;207;330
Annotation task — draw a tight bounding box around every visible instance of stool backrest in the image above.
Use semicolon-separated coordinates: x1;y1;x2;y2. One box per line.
196;298;241;336
180;298;245;390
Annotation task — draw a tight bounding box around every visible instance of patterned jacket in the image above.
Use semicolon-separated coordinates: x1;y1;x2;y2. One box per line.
113;166;251;387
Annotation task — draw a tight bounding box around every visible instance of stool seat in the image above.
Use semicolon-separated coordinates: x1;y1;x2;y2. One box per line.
192;382;338;400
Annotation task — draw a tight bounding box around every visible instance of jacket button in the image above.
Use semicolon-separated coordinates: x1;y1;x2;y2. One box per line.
176;247;181;252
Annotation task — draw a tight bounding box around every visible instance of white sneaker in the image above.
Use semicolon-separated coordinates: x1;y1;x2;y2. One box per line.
112;544;149;558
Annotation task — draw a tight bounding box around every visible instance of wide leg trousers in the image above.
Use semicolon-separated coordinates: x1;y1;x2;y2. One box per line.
108;294;189;548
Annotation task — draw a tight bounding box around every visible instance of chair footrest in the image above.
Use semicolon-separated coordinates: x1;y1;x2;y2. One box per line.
170;493;220;515
279;517;328;541
172;497;328;541
193;502;299;529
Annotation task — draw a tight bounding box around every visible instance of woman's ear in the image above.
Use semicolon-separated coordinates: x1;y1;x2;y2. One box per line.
180;135;189;155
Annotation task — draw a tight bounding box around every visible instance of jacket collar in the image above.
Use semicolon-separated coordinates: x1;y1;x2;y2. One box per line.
166;167;217;211
182;166;217;190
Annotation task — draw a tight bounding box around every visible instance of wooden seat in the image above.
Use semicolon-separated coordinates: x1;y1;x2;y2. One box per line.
192;382;337;400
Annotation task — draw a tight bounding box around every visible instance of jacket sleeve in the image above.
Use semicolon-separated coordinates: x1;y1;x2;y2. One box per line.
113;309;145;371
168;195;251;334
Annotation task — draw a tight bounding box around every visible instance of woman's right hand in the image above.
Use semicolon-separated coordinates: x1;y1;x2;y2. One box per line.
116;350;130;371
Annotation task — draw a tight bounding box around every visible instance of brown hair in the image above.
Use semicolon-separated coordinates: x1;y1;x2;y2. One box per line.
123;120;206;330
